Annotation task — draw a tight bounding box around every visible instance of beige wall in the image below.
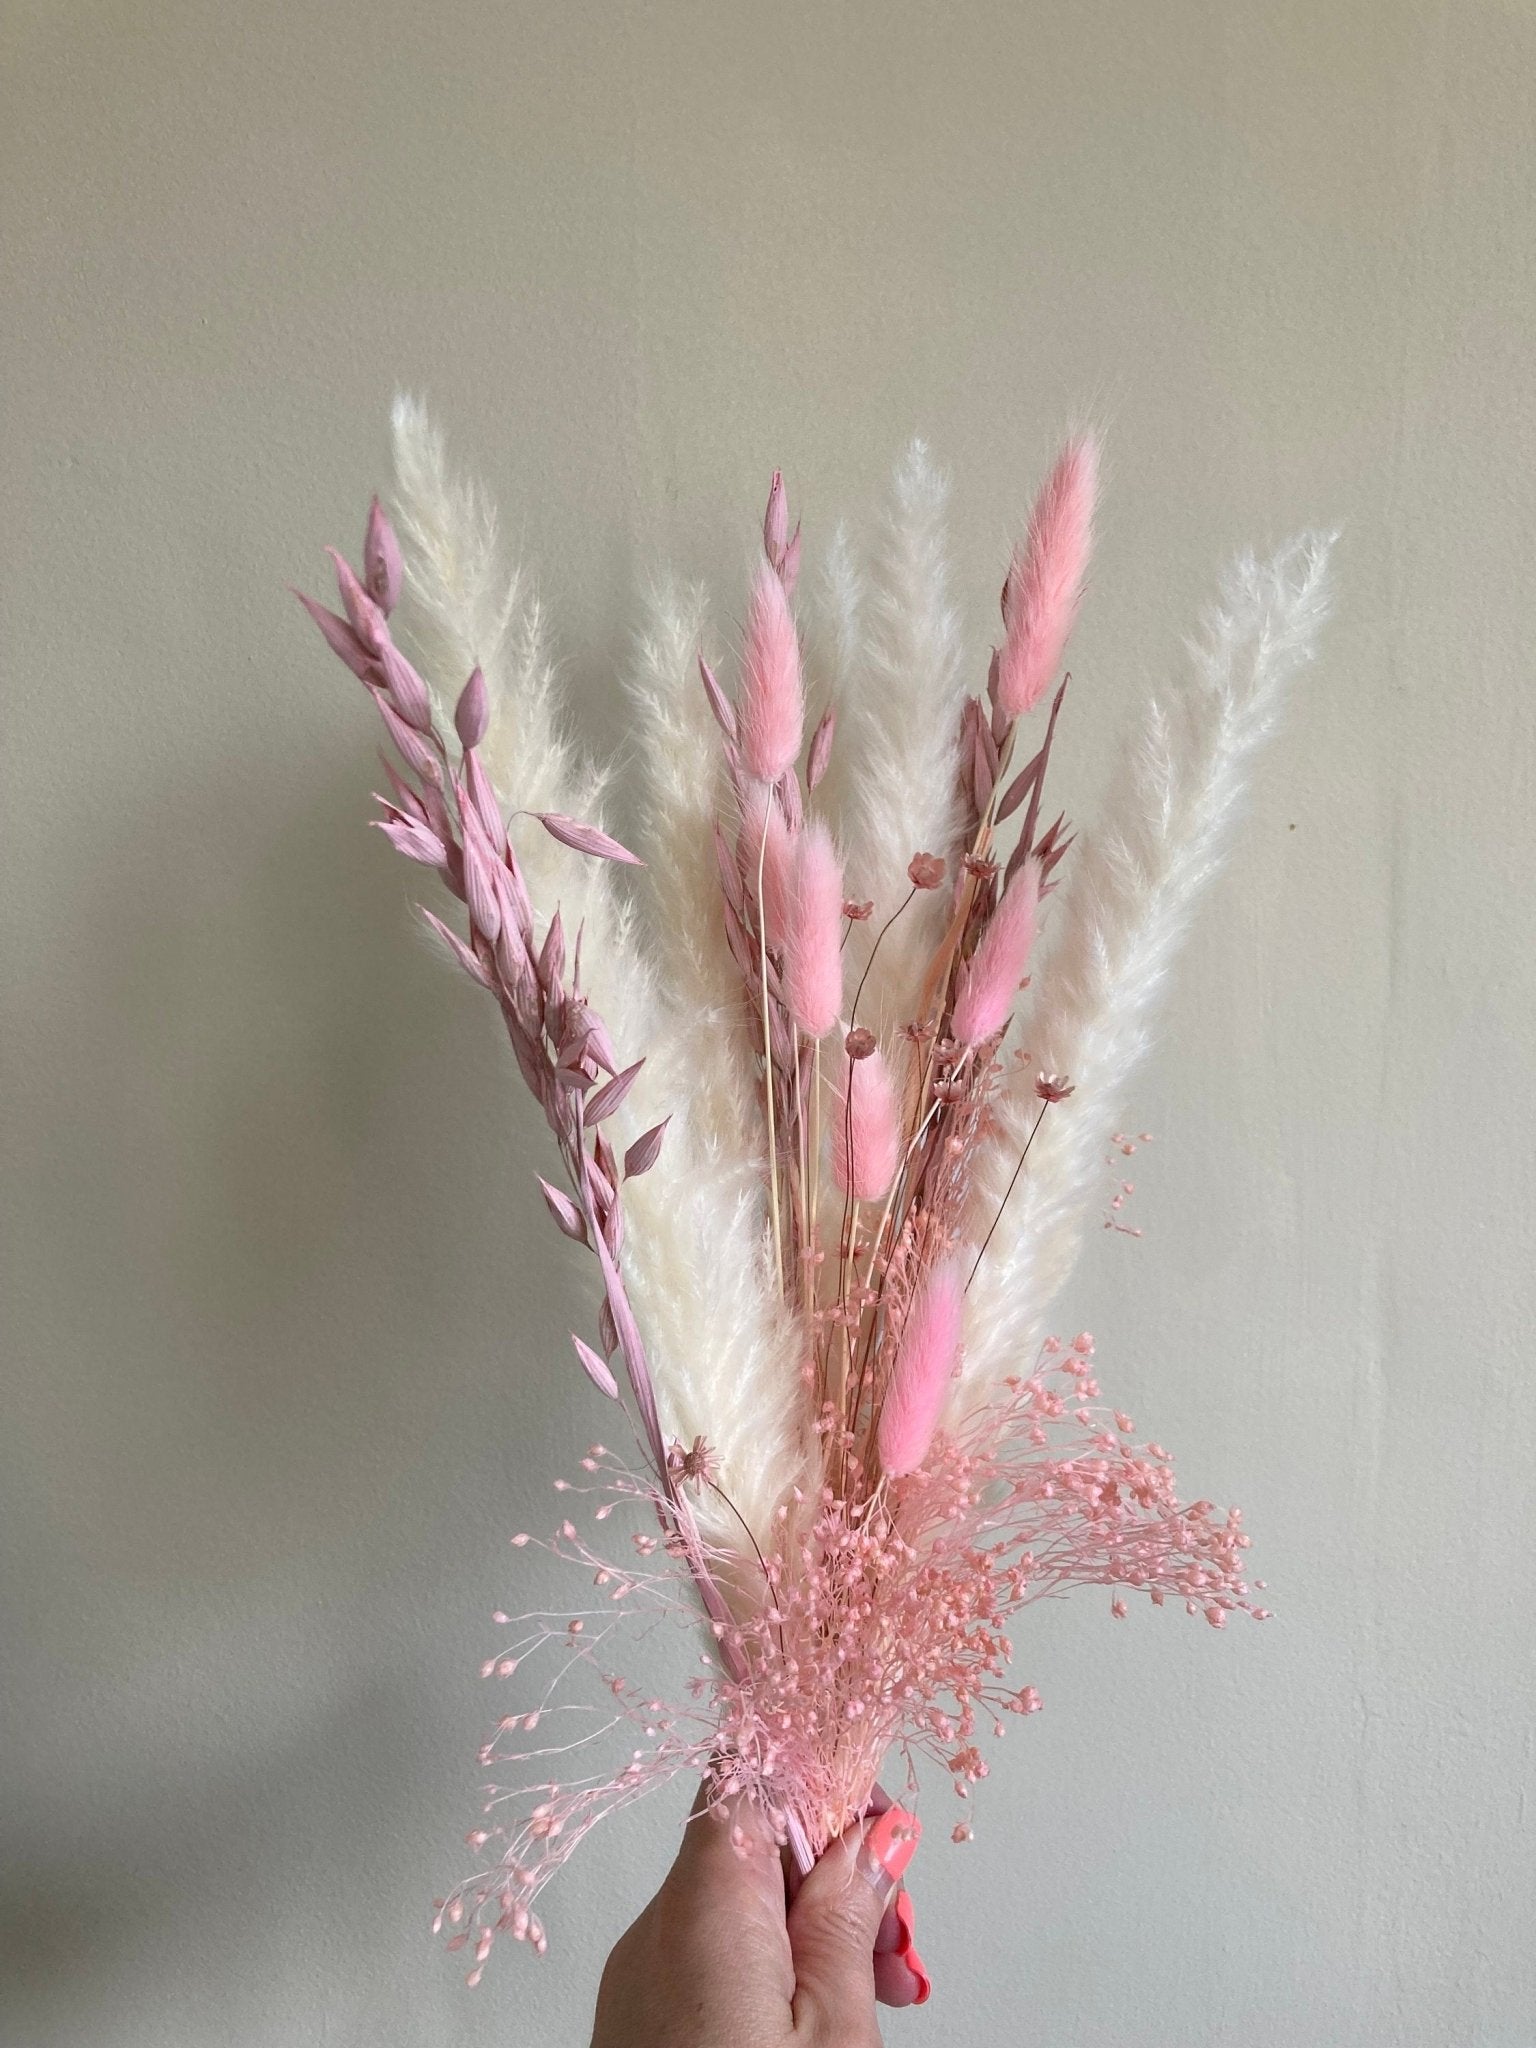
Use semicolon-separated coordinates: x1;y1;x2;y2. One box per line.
3;4;1533;2043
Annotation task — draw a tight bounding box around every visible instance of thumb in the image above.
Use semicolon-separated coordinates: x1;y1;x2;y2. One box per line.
786;1806;921;2031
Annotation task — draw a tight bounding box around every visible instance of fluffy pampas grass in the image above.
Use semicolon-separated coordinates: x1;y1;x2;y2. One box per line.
300;415;1329;1973
830;442;969;1033
954;532;1336;1418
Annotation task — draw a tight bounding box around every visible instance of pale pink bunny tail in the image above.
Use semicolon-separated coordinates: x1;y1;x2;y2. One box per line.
996;437;1098;720
879;1259;965;1477
831;1042;902;1202
739;784;796;951
739;560;804;781
951;857;1042;1045
784;821;845;1039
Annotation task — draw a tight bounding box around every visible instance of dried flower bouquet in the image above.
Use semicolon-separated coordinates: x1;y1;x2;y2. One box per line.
298;403;1333;1976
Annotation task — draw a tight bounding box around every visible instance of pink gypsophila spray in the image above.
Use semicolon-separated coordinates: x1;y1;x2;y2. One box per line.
951;857;1042;1045
997;436;1098;719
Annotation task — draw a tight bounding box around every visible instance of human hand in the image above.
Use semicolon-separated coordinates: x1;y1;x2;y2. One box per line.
590;1789;930;2048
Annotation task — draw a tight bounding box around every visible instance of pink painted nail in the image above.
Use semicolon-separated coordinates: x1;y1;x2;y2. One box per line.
893;1893;931;2004
858;1806;921;1895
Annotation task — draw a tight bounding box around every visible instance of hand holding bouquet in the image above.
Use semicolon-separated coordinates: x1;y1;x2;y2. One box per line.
299;405;1332;1977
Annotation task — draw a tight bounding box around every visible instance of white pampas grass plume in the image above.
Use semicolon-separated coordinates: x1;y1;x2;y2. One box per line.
954;532;1335;1417
837;443;969;1031
388;396;617;973
619;581;808;1551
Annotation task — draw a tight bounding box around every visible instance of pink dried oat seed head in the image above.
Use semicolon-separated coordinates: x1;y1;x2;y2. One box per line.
364;495;404;614
951;857;1042;1045
832;1041;901;1202
739;559;804;781
879;1259;965;1477
997;435;1098;720
783;820;844;1039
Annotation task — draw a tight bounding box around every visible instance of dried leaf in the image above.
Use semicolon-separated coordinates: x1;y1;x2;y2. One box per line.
537;1177;588;1242
536;813;644;867
806;706;835;790
624;1118;669;1176
293;589;374;681
586;1059;644;1124
372;815;448;869
416;906;492;989
698;654;738;742
571;1333;619;1400
539;910;566;997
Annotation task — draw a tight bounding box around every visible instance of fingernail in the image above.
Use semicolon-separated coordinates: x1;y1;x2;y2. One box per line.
904;1943;932;2004
891;1890;930;2001
858;1805;921;1895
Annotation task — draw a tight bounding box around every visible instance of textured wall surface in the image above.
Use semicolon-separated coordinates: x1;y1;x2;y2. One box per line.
3;4;1533;2044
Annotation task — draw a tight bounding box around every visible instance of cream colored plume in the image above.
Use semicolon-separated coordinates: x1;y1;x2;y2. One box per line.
386;414;803;1552
953;532;1336;1419
620;582;809;1549
388;396;622;998
829;443;970;1034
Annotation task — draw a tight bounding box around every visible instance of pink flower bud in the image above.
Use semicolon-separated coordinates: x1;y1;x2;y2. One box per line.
364;496;403;614
951;858;1041;1045
763;470;788;565
996;436;1098;720
455;665;490;750
739;561;803;782
293;589;373;681
326;547;386;654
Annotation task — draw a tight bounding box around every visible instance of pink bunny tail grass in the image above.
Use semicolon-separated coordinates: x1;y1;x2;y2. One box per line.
997;436;1098;720
739;559;805;781
879;1259;965;1476
951;857;1042;1045
738;784;796;952
832;1041;902;1202
784;821;845;1039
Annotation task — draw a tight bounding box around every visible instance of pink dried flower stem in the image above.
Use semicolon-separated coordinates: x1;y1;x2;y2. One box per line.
297;517;750;1686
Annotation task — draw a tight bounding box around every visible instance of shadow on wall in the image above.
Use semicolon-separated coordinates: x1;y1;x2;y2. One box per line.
2;728;606;2038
